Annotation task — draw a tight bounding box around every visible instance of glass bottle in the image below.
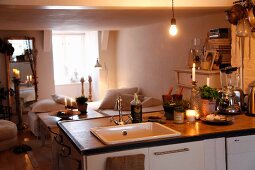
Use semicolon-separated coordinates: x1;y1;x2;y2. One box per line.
130;93;142;123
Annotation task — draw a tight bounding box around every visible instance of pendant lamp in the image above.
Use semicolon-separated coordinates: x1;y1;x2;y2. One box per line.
169;0;178;36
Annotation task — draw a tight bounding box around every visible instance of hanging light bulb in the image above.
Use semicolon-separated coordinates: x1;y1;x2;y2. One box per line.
169;0;178;36
169;18;178;36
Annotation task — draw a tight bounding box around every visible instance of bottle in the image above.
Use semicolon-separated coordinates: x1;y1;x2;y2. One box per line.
130;93;142;123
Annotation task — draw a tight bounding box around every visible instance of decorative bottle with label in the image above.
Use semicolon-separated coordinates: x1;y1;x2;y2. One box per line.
130;93;142;123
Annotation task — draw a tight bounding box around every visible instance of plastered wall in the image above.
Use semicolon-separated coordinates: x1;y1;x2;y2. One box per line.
115;13;230;99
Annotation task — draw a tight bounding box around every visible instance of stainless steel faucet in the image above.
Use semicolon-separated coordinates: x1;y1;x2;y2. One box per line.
110;96;132;125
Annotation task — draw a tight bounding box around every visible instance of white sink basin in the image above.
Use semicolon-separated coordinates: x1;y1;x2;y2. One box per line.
90;122;181;145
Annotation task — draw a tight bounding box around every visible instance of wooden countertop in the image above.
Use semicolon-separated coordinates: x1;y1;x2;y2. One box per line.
58;112;255;156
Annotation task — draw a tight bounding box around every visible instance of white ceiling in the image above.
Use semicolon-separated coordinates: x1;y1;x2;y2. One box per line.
0;6;228;31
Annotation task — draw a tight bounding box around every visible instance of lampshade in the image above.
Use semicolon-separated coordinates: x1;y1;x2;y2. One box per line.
94;58;102;68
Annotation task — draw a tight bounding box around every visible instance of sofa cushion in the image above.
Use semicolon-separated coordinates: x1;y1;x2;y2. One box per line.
142;97;162;108
31;99;65;113
99;87;139;110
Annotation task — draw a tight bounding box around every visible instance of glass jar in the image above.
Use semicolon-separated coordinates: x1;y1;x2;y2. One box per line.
174;107;185;124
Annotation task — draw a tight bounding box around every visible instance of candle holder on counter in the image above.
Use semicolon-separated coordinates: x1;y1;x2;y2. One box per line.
65;105;76;114
186;109;196;122
190;81;201;119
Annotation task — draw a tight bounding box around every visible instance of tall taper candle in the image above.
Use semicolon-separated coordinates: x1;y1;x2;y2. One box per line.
192;63;196;81
207;77;210;86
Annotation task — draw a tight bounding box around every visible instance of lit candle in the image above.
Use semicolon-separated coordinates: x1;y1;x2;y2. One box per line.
29;75;32;81
13;69;17;78
70;98;73;107
195;111;200;120
64;98;67;107
16;70;20;79
186;110;196;122
192;63;196;81
27;75;29;82
207;77;210;87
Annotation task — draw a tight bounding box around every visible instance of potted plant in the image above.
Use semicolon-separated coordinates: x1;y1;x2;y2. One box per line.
76;95;88;114
199;85;219;116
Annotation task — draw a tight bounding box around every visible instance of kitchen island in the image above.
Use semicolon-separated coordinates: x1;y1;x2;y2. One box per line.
57;112;255;170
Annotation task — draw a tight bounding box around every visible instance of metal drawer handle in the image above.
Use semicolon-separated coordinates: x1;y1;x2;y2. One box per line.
154;148;190;155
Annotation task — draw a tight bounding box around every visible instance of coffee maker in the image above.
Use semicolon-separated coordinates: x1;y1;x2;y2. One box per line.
218;67;241;115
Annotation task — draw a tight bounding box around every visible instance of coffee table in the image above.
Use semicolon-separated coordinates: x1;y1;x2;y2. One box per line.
38;108;105;145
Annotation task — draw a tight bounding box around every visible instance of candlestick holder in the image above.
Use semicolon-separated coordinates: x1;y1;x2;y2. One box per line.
66;108;74;115
190;81;201;119
80;77;85;96
88;75;92;102
13;77;28;130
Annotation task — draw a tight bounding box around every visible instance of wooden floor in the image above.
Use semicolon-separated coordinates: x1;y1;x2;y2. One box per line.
0;114;52;170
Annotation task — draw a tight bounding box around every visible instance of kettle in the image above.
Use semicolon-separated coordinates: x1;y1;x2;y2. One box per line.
247;83;255;115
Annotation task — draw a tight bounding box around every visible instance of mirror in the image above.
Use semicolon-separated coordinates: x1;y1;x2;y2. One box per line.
6;37;38;109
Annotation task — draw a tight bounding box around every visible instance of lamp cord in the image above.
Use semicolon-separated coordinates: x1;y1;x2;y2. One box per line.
172;0;175;18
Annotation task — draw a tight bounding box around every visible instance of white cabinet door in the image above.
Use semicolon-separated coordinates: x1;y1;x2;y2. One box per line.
204;138;226;170
149;141;204;170
227;135;255;170
86;148;149;170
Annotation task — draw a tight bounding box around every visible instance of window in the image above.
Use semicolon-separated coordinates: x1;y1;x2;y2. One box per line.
52;32;98;85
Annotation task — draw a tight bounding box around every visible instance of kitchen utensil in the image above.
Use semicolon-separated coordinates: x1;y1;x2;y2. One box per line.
248;6;255;27
218;67;241;115
247;82;255;115
168;86;173;95
225;4;245;25
236;19;251;37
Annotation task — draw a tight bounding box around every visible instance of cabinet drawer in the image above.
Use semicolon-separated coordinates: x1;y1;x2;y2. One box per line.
149;141;204;170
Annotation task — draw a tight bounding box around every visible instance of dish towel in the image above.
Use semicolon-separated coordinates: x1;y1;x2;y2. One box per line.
106;154;145;170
